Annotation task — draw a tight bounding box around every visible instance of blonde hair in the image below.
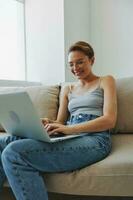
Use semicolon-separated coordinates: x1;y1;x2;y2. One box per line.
68;41;94;59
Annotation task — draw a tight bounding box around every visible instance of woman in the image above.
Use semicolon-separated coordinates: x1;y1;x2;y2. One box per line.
0;41;117;200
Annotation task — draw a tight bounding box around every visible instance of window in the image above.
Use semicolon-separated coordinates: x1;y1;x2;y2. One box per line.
0;0;26;80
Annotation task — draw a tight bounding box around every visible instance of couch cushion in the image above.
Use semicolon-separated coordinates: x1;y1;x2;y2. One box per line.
25;85;59;120
113;76;133;133
43;134;133;196
0;85;60;131
3;133;133;196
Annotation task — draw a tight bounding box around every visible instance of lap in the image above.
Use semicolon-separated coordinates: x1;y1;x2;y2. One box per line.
0;132;111;153
1;132;111;172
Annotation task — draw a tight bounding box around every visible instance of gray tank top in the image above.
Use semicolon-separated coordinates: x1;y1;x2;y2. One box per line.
68;79;104;117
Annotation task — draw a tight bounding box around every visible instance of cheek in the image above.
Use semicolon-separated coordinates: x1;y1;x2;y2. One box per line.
85;65;91;72
70;68;74;74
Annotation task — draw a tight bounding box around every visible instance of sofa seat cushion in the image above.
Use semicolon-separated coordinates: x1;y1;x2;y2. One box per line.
43;134;133;196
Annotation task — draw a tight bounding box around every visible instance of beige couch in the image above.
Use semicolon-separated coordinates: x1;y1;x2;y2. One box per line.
1;76;133;198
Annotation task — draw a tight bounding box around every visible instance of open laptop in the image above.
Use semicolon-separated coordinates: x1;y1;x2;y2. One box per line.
0;92;87;143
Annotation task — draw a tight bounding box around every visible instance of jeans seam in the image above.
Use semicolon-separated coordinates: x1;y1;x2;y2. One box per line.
21;144;109;155
12;166;29;200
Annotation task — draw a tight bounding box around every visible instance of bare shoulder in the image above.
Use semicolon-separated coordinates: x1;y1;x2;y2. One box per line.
100;75;116;89
60;83;75;97
60;85;69;97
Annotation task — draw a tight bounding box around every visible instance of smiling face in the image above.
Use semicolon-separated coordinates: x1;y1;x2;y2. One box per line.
68;51;94;80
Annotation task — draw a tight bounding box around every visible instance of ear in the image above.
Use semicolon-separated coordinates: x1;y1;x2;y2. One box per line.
91;57;95;65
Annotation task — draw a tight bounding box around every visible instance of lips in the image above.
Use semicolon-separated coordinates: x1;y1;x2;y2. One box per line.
73;70;83;76
75;72;81;76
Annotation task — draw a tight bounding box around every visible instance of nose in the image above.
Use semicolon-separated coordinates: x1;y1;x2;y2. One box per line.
73;63;80;70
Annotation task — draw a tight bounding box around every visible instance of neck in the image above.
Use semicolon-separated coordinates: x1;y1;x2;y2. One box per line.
78;73;99;86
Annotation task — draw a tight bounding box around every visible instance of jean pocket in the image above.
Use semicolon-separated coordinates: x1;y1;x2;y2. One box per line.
89;114;100;120
71;114;92;124
67;114;100;125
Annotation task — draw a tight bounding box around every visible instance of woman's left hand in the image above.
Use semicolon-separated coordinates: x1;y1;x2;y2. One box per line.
44;123;71;135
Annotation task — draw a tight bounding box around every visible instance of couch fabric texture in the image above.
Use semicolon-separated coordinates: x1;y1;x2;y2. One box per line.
1;76;133;197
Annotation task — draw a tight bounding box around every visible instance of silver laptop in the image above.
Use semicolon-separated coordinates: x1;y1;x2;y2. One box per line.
0;92;86;142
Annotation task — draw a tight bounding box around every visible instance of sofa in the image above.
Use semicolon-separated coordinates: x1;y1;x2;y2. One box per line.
1;76;133;199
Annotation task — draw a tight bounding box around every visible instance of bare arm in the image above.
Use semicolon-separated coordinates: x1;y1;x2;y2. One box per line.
56;85;70;124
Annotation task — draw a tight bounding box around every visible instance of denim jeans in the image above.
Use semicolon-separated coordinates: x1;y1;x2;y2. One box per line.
0;114;111;200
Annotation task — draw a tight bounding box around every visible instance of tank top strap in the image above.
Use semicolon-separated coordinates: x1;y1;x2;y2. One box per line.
98;76;102;89
69;83;73;93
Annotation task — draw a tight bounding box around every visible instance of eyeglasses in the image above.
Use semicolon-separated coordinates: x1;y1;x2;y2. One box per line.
68;59;86;68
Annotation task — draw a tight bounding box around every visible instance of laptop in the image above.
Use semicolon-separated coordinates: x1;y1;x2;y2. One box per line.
0;92;87;143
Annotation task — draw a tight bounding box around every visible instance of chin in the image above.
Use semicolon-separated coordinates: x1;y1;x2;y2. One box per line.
75;75;83;80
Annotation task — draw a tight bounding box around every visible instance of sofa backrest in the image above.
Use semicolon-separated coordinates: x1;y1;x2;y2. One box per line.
114;76;133;133
0;76;133;134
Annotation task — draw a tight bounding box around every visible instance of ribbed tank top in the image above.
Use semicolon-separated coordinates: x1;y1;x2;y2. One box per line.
68;78;104;117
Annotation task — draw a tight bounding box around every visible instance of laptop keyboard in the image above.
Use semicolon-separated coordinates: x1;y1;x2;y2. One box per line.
50;133;66;138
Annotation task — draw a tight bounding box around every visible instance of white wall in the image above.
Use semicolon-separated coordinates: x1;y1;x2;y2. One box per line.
25;0;133;84
64;0;91;82
90;0;133;78
25;0;65;84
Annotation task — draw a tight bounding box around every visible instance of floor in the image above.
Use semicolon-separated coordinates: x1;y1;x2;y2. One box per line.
1;188;133;200
48;193;133;200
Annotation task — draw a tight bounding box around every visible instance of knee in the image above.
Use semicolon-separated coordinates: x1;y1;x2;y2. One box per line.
1;141;20;167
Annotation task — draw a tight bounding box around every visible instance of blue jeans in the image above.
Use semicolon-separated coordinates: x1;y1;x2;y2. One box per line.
0;114;111;200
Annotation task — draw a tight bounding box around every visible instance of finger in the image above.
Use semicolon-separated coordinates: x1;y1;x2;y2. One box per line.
42;120;49;125
45;126;51;132
44;123;51;129
45;124;55;132
44;124;48;129
48;128;60;135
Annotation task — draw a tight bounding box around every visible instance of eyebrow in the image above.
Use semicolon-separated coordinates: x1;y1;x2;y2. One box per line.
68;58;84;63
